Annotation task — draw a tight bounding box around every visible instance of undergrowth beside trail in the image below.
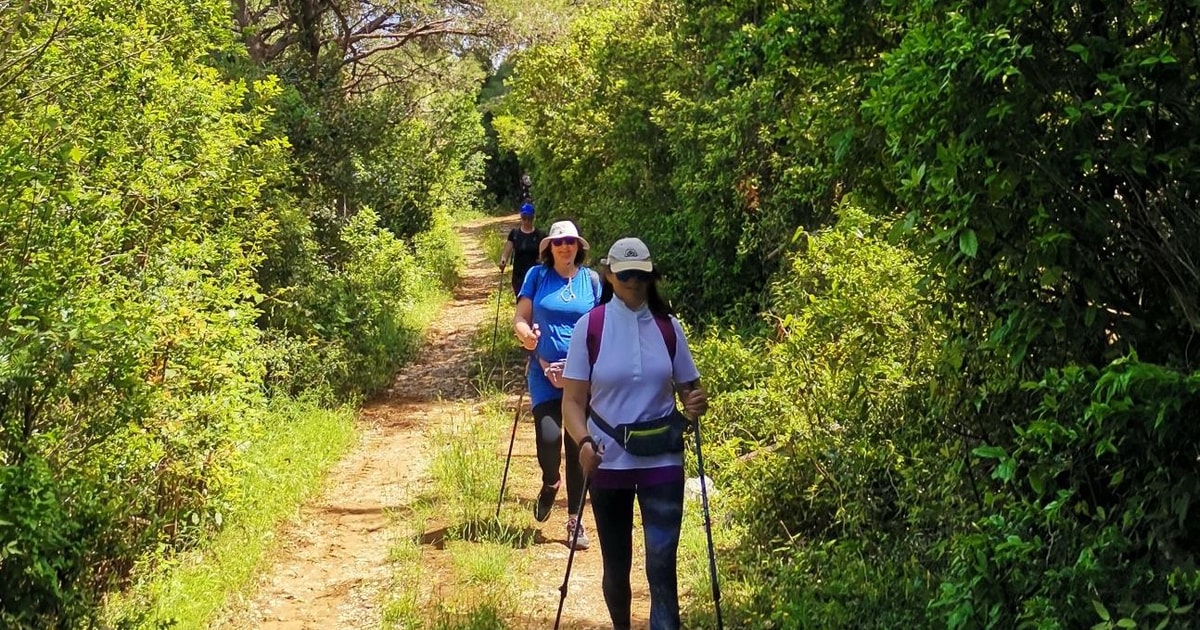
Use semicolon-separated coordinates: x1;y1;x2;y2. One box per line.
105;400;358;629
96;213;458;629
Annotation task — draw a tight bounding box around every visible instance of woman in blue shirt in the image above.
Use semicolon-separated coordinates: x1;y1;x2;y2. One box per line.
511;220;600;550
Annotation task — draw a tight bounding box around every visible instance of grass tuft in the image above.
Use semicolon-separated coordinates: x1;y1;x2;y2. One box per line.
383;396;533;630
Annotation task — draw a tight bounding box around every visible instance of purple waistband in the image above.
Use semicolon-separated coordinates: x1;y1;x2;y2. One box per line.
591;465;684;490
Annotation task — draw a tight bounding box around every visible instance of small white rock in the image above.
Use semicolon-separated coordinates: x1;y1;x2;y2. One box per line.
684;476;717;500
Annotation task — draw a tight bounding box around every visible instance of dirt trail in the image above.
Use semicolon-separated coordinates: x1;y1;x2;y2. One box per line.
219;214;650;630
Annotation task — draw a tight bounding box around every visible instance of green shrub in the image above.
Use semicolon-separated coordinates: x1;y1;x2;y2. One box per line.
414;211;465;291
716;206;940;541
934;357;1200;628
683;206;944;626
259;207;453;401
0;458;107;627
104;399;357;630
0;0;286;621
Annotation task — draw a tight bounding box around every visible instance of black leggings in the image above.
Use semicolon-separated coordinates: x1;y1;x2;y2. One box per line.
590;481;685;630
531;399;584;515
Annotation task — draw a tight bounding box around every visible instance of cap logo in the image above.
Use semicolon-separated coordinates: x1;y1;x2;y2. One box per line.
625;248;638;257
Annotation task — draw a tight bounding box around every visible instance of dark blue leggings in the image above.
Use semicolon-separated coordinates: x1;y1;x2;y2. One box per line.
590;481;685;630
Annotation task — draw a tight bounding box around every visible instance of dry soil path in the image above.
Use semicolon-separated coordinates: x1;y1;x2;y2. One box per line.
217;214;651;630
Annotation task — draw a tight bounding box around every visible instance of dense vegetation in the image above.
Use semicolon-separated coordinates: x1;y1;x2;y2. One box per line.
496;0;1200;627
0;0;495;624
3;0;1198;626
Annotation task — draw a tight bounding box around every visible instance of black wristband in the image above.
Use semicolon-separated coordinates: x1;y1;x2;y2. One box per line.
577;435;596;451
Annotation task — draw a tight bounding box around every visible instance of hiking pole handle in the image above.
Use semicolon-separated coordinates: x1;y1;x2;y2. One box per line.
680;379;702;421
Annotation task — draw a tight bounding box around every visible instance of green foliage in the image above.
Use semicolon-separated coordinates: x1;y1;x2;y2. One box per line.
428;410;504;526
0;0;478;623
726;540;932;629
933;357;1200;628
253;44;480;406
863;0;1200;375
428;605;508;630
478;60;528;209
506;0;1200;625
684;208;944;626
403;6;1200;616
0;0;286;621
856;2;1200;626
0;458;100;627
258;207;455;402
106;399;357;630
499;0;893;318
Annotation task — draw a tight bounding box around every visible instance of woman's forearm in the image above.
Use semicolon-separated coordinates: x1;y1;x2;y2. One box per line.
513;299;538;349
562;379;589;442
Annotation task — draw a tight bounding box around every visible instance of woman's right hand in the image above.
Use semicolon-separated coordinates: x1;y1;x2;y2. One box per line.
519;323;540;350
580;439;603;475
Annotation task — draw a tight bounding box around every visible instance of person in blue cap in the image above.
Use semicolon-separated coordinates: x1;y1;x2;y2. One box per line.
499;202;544;296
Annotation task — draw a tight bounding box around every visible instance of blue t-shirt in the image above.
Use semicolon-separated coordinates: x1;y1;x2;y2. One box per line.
520;265;600;405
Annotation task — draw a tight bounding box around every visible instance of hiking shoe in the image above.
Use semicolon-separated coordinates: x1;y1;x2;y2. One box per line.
566;514;590;550
534;481;559;522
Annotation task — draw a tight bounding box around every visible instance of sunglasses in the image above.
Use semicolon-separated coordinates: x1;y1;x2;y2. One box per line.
615;269;652;283
550;237;578;247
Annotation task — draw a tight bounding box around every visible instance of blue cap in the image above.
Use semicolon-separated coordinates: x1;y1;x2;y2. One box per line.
520;203;534;216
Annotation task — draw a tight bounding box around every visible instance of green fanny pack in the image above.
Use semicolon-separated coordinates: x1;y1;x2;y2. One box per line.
590;408;691;457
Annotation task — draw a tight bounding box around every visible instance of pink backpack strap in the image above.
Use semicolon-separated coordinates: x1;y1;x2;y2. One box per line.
654;314;678;363
586;305;677;367
586;305;606;367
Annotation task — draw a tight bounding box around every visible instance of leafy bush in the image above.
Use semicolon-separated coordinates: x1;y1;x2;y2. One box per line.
0;0;476;622
259;207;452;401
503;0;1200;626
0;0;286;622
683;207;944;626
498;0;892;319
719;207;941;541
934;357;1200;628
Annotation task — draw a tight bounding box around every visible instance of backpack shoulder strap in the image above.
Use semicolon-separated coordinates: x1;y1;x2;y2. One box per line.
588;307;677;367
653;314;677;363
531;265;548;298
588;269;601;306
586;304;606;367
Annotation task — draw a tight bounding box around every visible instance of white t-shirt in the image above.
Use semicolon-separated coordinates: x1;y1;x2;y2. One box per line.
562;298;701;471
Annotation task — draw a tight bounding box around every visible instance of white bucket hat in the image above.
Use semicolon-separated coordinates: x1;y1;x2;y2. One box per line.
538;220;590;255
602;237;653;273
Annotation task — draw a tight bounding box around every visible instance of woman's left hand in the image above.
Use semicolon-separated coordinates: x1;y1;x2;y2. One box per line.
682;387;708;418
544;360;566;388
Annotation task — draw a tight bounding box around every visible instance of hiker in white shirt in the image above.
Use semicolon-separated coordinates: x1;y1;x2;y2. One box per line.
561;237;708;630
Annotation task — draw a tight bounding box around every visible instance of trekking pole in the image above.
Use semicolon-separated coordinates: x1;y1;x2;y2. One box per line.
687;382;724;630
554;476;591;630
489;267;504;364
495;358;529;519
